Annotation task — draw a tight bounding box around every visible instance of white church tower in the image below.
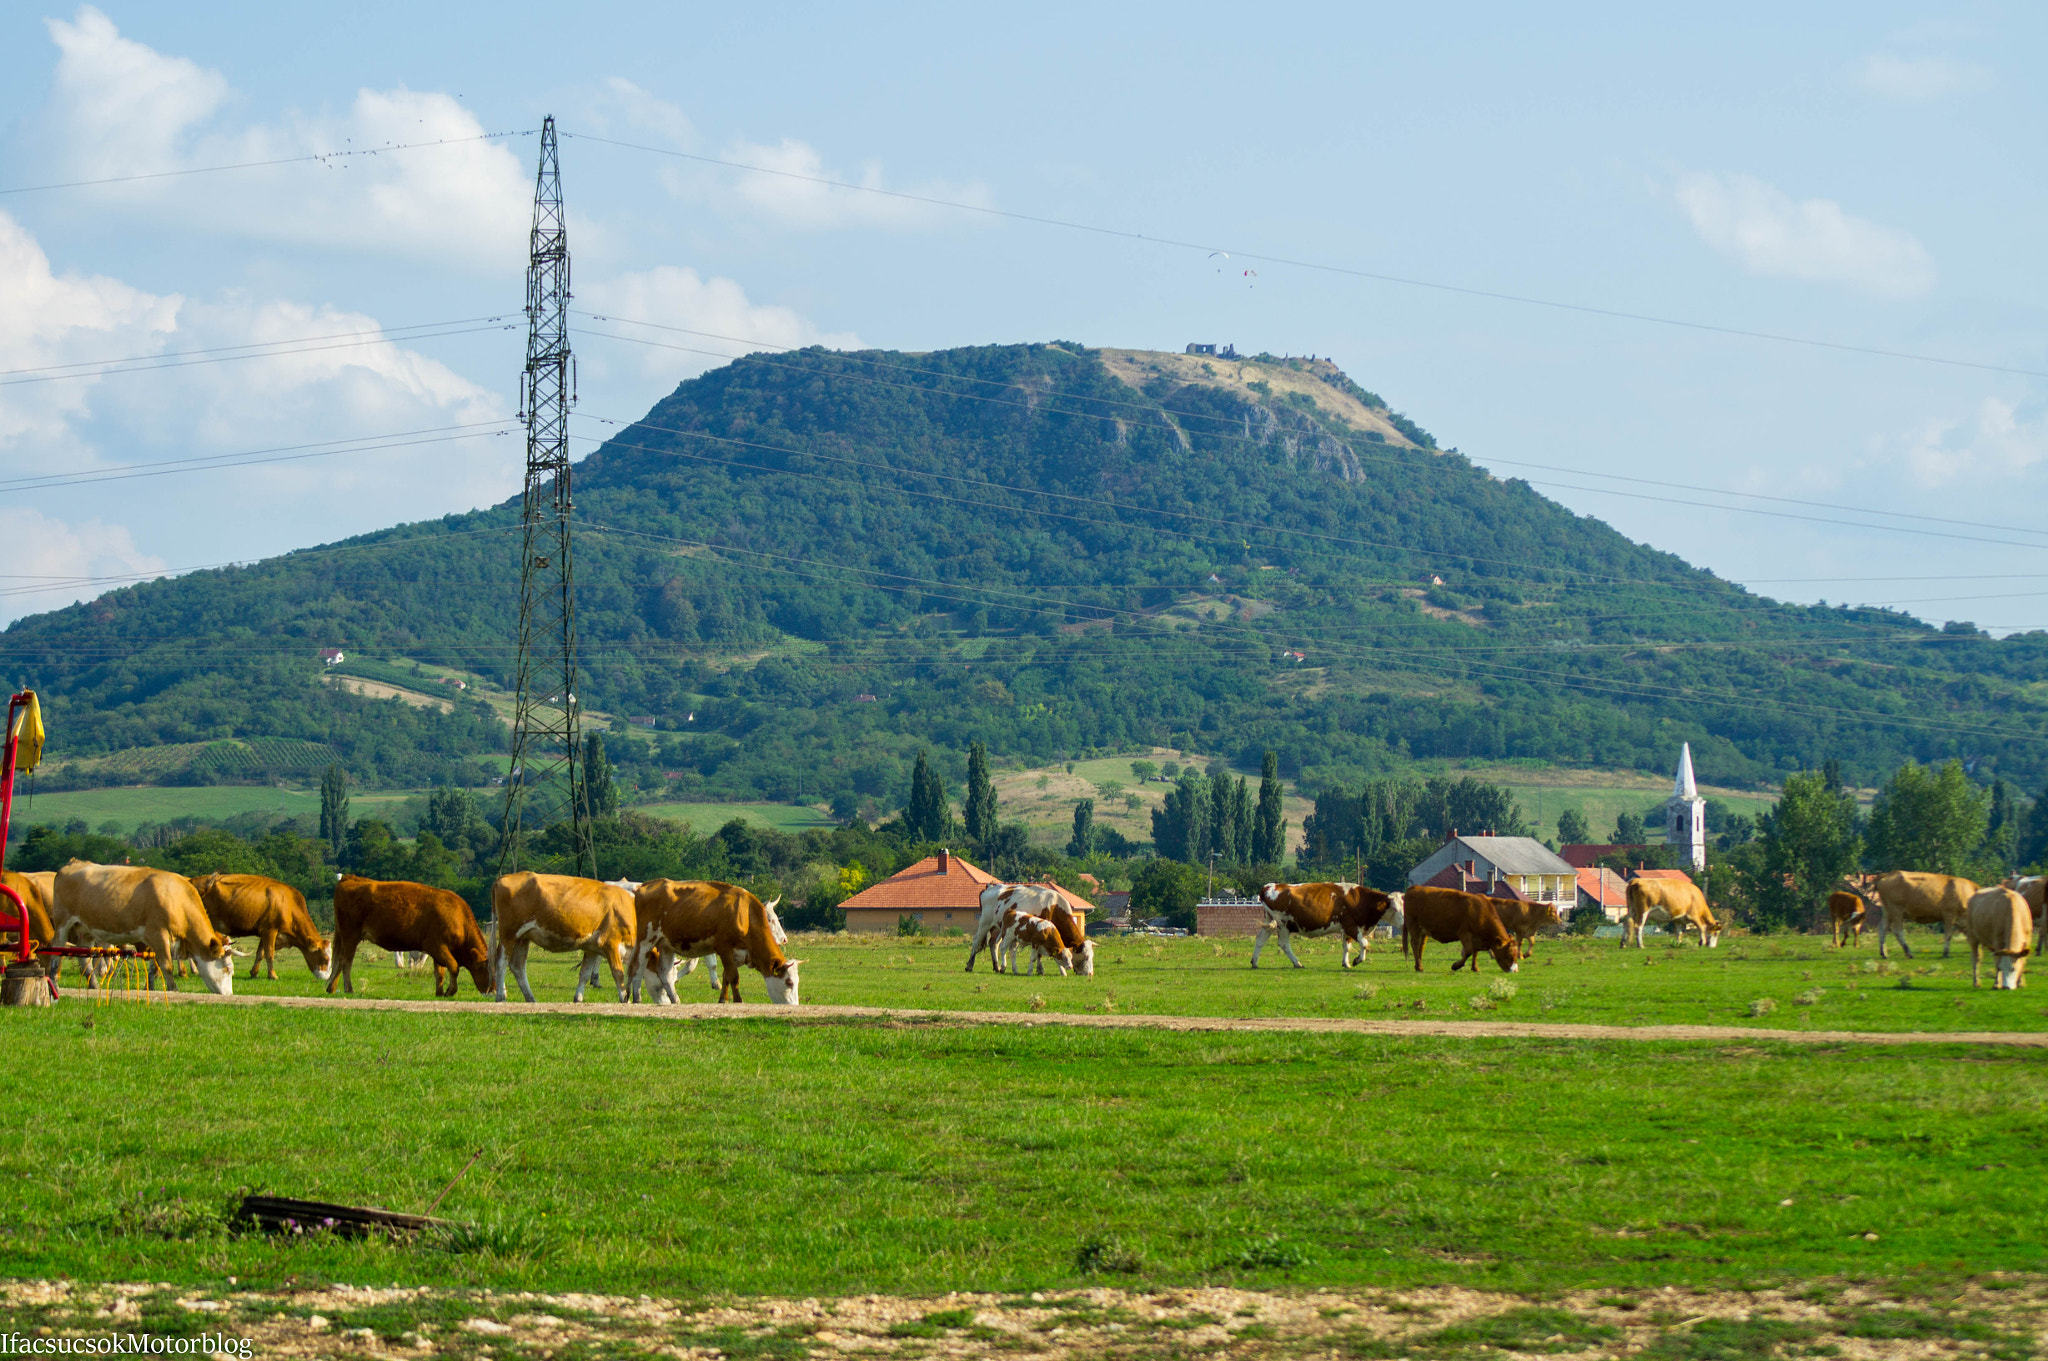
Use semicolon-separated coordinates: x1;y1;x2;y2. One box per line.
1667;742;1707;871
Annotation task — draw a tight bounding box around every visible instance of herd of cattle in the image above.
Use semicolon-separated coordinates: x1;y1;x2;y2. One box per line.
1;856;2038;1003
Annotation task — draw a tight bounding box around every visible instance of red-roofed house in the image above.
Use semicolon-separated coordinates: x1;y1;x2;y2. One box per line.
837;852;1093;935
1633;868;1695;885
1575;868;1629;921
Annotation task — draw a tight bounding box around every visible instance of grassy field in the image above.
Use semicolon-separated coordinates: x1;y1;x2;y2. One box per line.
7;785;418;833
0;1000;2040;1299
184;925;2048;1034
630;800;839;834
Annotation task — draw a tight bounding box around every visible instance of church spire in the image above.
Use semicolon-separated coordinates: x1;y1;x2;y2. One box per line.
1673;742;1698;800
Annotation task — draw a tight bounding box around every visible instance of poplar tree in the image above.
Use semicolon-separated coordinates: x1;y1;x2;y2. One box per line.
1067;798;1094;858
964;741;998;846
906;749;948;843
1253;751;1287;865
319;763;349;860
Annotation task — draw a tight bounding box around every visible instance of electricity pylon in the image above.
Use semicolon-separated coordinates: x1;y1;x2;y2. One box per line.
497;116;595;876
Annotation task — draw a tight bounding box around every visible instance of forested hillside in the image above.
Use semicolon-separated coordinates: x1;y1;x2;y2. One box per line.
4;342;2043;803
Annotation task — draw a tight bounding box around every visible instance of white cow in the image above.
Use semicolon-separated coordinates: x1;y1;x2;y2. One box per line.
2004;876;2045;957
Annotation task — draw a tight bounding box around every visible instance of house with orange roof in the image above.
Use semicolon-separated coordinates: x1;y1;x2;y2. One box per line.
839;850;1090;935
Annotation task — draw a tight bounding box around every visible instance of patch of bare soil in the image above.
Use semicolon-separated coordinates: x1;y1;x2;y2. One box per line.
4;1279;2043;1359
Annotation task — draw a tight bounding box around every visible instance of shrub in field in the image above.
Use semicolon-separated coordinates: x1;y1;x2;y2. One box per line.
896;914;926;937
1074;1233;1142;1274
1467;995;1497;1012
1795;988;1825;1006
1488;978;1518;1002
1355;981;1380;1000
1749;998;1777;1017
1232;1233;1313;1270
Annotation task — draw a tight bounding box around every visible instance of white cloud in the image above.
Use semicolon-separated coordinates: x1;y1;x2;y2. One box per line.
713;137;993;230
1858;53;1989;100
1885;397;2048;487
1672;171;1936;299
584;77;695;146
0;209;180;447
582;266;862;384
0;508;166;624
40;6;531;269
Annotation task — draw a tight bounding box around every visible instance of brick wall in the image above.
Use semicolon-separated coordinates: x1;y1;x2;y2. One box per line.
1198;902;1267;937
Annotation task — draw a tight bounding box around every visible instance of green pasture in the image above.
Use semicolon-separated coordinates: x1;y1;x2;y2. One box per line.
629;799;837;834
0;1003;2038;1299
210;928;2048;1035
7;785;417;833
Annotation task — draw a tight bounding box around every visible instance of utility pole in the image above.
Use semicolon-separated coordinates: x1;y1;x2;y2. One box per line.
497;116;595;877
1207;849;1218;901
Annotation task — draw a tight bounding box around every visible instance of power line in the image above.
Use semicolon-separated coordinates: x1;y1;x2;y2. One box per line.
1;321;515;389
0;423;512;497
0;131;534;197
562;129;2048;384
0;315;511;381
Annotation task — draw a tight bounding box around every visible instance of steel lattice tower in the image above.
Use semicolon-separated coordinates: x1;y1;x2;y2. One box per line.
498;116;595;876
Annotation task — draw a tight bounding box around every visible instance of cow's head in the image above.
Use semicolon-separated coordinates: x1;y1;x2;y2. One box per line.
763;958;803;1006
1995;951;2028;991
1490;936;1520;973
190;931;236;997
1072;939;1097;977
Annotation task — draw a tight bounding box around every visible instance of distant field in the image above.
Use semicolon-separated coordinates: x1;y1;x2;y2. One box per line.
8;785;416;832
629;800;837;834
0;994;2038;1297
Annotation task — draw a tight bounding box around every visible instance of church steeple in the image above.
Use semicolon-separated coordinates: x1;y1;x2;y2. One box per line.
1666;743;1706;871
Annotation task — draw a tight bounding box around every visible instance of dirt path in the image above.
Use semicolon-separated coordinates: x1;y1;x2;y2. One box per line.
110;989;2048;1047
5;1278;2043;1360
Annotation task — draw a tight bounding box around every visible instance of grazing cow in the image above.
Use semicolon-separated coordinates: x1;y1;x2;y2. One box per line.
0;869;57;950
1401;886;1519;974
190;872;331;980
1867;871;1978;960
629;887;787;1001
2004;876;2046;956
1252;882;1397;969
1965;887;2032;990
1622;876;1722;949
1000;910;1073;976
967;883;1064;973
328;875;490;997
1827;890;1868;948
1491;898;1564;959
631;879;801;1005
53;859;238;995
1045;900;1096;976
490;872;638;1003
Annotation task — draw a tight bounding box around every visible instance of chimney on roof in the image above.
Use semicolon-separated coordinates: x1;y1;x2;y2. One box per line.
938;848;950;874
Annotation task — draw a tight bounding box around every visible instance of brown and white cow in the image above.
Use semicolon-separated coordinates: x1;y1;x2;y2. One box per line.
1867;871;1978;960
999;910;1073;976
631;879;801;1005
53;859;239;994
490;872;639;1003
968;883;1096;974
328;875;491;997
1401;886;1519;974
1045;900;1096;976
1966;886;2032;990
1252;882;1397;969
1491;898;1563;960
1827;889;1868;948
191;872;331;980
1622;876;1722;949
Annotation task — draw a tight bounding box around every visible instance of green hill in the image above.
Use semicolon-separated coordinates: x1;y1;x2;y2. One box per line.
5;342;2043;806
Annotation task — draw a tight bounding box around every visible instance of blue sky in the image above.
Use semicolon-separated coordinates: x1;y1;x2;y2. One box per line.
2;2;2044;629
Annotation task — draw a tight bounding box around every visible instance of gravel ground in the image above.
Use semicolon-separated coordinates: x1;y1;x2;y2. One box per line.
4;1278;2043;1359
107;990;2048;1047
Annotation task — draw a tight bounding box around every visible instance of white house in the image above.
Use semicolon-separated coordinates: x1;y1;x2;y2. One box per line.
1406;835;1578;910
